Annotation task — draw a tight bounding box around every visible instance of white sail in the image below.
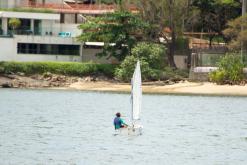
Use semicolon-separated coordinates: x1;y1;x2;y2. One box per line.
131;60;142;122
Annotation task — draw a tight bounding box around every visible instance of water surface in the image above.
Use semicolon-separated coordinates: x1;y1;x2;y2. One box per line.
0;89;247;165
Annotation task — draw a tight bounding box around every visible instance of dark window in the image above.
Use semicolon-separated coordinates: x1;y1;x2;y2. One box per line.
60;13;65;24
34;20;42;35
18;43;80;56
0;19;2;35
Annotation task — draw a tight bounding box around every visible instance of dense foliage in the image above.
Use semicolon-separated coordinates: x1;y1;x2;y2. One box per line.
209;54;244;84
0;61;117;78
115;42;166;81
77;11;149;61
223;14;247;50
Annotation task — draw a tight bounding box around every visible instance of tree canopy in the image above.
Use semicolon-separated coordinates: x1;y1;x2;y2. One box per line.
77;11;149;61
223;14;247;50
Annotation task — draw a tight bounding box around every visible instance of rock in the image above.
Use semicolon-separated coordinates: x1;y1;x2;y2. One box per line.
51;76;58;82
43;72;52;78
18;81;27;88
17;72;25;76
71;78;78;83
3;74;16;79
57;76;66;82
84;76;92;82
30;75;39;79
1;82;13;88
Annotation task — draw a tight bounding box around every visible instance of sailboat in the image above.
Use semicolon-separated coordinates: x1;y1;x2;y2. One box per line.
114;60;143;136
128;60;143;134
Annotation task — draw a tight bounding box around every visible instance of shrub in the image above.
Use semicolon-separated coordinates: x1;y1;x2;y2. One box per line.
0;61;117;78
8;18;21;31
209;54;244;84
115;42;166;81
160;67;189;80
131;42;166;69
115;56;154;82
209;70;226;85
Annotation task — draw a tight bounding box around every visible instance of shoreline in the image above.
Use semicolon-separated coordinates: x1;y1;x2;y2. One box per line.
1;74;247;96
66;81;247;96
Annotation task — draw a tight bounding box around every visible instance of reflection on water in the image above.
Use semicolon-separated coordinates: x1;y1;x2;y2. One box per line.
0;89;247;165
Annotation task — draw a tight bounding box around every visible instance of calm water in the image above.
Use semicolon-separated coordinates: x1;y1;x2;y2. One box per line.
0;89;247;165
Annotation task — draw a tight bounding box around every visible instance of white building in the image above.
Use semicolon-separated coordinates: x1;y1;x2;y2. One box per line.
0;0;117;63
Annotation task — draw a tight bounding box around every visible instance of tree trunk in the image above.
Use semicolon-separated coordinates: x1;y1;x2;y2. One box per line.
168;0;177;69
168;30;177;68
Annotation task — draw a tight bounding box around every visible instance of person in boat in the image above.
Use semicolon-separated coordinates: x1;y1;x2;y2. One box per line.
113;112;128;130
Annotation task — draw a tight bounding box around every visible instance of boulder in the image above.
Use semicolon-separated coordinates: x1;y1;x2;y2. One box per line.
1;82;13;88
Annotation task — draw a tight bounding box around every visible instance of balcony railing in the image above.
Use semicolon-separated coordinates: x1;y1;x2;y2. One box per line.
6;26;79;38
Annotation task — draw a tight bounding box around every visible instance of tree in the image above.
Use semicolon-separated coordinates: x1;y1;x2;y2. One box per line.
192;0;241;45
223;14;247;50
115;42;166;81
8;18;21;34
77;11;149;61
132;0;192;68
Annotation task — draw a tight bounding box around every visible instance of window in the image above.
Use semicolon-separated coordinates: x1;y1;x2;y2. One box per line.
18;43;80;56
34;20;42;35
0;19;2;35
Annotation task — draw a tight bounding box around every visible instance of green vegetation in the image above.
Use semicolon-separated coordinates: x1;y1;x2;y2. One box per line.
0;8;54;13
209;54;244;84
98;0;115;5
114;42;188;82
223;14;247;50
0;61;189;82
0;61;117;78
8;18;21;33
77;11;149;61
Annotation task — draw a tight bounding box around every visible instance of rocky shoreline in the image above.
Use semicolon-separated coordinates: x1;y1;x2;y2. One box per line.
0;73;107;88
2;73;247;96
0;72;182;89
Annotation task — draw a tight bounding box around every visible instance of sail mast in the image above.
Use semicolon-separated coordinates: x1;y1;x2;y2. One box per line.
131;60;142;125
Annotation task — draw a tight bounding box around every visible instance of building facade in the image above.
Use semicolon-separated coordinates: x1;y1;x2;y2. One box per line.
0;0;117;64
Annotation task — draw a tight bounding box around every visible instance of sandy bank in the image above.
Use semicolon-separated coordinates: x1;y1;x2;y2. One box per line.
68;81;247;96
1;74;247;96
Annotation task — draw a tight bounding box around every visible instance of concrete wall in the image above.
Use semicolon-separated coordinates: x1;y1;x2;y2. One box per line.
0;35;118;64
0;35;83;62
81;48;118;64
40;20;81;37
16;54;82;62
53;23;82;37
174;55;188;69
0;37;16;61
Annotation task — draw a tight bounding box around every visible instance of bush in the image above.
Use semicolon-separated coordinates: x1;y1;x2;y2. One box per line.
160;67;189;80
115;56;155;82
0;61;117;78
209;54;244;84
131;42;166;69
209;70;226;85
115;42;166;81
8;18;21;31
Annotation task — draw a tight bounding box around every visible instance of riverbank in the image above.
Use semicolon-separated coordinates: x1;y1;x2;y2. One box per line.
1;73;247;96
68;81;247;96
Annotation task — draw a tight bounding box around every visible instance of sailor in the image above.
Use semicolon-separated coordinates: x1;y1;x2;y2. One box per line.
113;112;128;130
